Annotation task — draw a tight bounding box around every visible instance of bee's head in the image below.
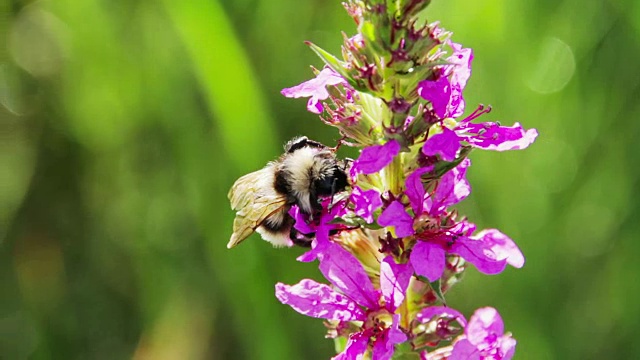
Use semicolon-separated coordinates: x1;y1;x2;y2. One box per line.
285;136;327;153
278;137;349;215
311;152;349;198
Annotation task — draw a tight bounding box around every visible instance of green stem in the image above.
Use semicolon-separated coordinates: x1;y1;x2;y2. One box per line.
384;149;404;195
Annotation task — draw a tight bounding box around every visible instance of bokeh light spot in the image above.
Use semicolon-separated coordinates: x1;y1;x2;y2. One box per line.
8;4;70;77
527;37;575;94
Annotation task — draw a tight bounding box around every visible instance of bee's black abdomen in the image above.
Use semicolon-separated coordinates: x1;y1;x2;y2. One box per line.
260;208;293;233
289;227;313;247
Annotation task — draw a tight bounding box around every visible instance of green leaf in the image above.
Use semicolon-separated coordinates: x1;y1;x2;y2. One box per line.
305;41;357;87
334;336;347;354
429;279;446;304
431;146;472;178
391;341;423;359
359;20;377;42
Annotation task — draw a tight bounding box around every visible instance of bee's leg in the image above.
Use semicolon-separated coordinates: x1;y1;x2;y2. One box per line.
289;227;313;247
309;193;323;221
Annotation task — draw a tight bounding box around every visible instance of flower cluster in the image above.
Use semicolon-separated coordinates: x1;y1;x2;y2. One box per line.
252;1;535;358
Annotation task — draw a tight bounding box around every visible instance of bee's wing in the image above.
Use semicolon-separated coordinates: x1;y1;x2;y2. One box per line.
227;166;287;248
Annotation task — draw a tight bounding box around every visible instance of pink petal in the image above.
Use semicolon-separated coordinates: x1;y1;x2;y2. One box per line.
446;42;473;92
289;205;315;234
281;68;345;114
318;243;379;309
410;241;446;282
422;128;461;162
275;280;365;321
297;237;328;263
427;158;471;214
450;338;481;360
417;76;451;119
333;331;369;360
281;67;344;98
405;166;433;214
475;229;525;268
307;97;324;114
466;307;505;347
499;335;517;360
450;238;507;275
463;122;538;151
416;306;468;328
377;200;415;238
350;187;383;224
351;140;401;176
380;256;413;312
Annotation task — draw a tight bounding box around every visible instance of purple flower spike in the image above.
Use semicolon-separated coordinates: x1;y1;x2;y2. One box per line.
350;186;383;223
450;307;517;360
350;140;401;178
281;67;346;114
378;200;415;238
422;127;461;161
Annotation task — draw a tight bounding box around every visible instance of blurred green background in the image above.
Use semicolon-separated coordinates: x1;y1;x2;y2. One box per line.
1;0;639;359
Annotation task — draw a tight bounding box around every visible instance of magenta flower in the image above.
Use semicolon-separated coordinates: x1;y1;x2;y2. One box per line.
416;306;467;328
411;221;524;282
422;116;538;161
421;127;461;161
405;163;524;281
290;199;348;262
475;229;525;269
281;67;346;114
276;248;412;360
350;186;383;224
415;306;468;346
378;200;415;238
418;42;473;119
350;140;401;178
450;307;517;360
417;40;537;161
424;159;471;216
405;159;470;219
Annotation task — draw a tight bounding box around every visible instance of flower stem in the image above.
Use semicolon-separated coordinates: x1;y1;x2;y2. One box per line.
384;152;404;195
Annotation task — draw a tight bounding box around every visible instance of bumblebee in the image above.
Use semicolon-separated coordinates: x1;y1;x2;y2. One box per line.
227;137;349;248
